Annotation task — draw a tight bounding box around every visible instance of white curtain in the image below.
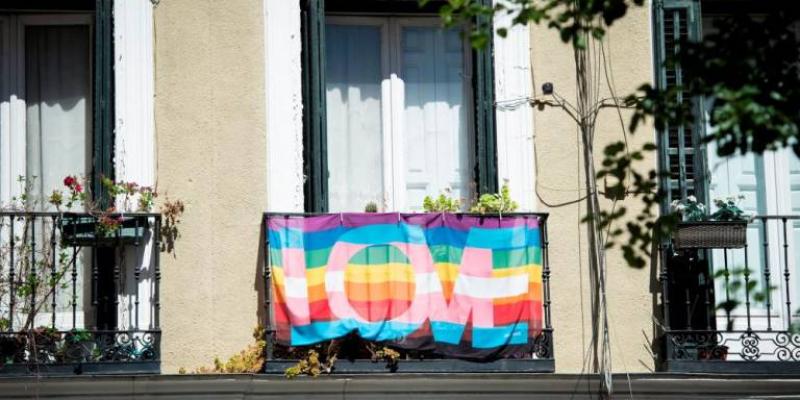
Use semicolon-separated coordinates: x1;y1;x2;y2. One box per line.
24;24;91;329
325;24;385;212
25;25;91;210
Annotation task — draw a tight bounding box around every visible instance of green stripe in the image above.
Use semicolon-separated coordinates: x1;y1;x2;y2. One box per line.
430;245;463;264
305;247;331;269
348;245;410;265
269;248;283;268
492;246;542;269
271;244;541;269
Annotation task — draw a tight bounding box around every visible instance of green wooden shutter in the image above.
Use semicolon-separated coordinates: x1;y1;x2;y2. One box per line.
301;0;329;212
653;0;705;207
93;0;115;207
474;0;498;195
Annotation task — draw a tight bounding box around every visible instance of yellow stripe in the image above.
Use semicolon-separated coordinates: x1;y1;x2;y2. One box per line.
277;263;543;286
435;263;459;282
528;265;543;283
491;264;543;281
306;267;326;287
343;263;416;283
272;267;285;287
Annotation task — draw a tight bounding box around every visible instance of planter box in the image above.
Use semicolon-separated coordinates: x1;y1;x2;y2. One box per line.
673;221;747;249
60;215;149;247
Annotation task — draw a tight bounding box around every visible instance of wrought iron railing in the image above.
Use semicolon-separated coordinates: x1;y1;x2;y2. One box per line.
261;212;554;373
661;215;800;373
0;212;161;375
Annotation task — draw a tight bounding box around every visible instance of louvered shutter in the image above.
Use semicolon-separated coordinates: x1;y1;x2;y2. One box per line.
654;0;705;205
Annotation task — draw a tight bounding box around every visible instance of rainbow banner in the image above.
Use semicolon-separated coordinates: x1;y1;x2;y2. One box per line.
267;213;544;360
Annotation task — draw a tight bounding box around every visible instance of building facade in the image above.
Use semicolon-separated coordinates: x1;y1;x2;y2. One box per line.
0;0;799;391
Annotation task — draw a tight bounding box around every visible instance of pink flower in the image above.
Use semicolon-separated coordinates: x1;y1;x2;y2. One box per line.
75;184;83;193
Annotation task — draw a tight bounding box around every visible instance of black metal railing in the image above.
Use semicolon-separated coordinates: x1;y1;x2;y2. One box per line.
261;212;554;373
662;215;800;373
0;212;161;375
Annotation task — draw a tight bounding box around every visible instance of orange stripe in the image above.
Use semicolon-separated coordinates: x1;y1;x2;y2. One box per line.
493;292;528;306
345;281;416;302
440;281;455;301
307;284;327;303
528;283;542;300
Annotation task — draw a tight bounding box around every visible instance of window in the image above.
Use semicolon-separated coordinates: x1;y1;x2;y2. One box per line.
653;0;705;207
0;0;114;206
326;17;473;211
0;15;92;208
0;1;117;331
301;0;497;212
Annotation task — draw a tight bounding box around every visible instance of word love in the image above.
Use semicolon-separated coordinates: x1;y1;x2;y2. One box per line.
268;213;544;356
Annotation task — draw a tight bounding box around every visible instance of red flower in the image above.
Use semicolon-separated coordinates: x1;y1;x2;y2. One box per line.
63;176;76;187
74;184;83;193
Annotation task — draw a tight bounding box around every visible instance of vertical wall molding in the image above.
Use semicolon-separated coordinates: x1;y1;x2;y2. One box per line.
264;0;305;212
113;0;156;331
113;0;155;188
492;6;536;211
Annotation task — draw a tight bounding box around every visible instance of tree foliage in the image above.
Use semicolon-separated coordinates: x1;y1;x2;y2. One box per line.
630;10;800;158
426;0;800;268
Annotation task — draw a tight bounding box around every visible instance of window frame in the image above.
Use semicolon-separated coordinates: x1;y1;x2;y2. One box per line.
301;0;497;212
653;0;706;211
0;13;95;205
0;0;115;206
324;16;476;211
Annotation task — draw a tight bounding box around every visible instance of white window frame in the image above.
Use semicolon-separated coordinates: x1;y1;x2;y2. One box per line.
0;14;94;205
263;0;536;212
325;16;474;211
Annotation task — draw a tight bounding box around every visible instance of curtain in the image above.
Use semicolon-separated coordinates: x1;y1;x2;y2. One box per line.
25;25;91;211
24;24;91;329
325;24;385;212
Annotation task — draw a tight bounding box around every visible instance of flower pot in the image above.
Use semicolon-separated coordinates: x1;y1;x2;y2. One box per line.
0;334;27;364
698;345;728;361
60;215;148;247
29;328;61;363
60;331;95;363
673;221;747;249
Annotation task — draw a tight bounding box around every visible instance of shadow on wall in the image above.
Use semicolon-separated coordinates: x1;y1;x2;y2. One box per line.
648;240;662;371
255;219;267;332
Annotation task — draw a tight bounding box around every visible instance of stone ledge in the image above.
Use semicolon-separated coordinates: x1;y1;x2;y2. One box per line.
1;373;800;399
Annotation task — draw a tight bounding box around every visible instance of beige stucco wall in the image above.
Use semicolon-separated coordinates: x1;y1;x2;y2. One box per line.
154;0;267;373
150;0;656;374
530;4;658;373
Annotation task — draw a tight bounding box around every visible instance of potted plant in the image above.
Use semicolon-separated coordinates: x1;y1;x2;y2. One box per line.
61;329;94;363
29;326;61;363
60;212;149;247
0;333;27;364
56;176;153;246
698;344;729;361
671;195;749;249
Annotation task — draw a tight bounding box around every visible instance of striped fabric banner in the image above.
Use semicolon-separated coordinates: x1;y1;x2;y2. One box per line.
268;213;543;360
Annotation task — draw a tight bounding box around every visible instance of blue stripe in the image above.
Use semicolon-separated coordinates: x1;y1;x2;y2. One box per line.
471;323;530;348
290;319;531;348
290;319;421;345
270;224;540;251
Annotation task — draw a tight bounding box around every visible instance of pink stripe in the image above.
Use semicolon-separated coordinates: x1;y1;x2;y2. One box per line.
327;292;365;321
392;242;436;273
457;248;493;277
326;243;368;272
281;248;308;277
284;296;310;325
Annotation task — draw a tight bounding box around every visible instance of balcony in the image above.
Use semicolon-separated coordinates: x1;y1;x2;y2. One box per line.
661;215;800;373
261;212;554;373
0;212;161;375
